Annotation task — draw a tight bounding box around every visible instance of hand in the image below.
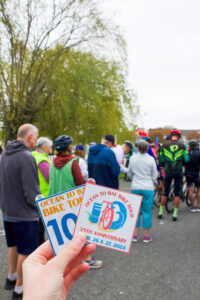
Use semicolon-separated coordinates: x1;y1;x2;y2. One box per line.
23;232;96;300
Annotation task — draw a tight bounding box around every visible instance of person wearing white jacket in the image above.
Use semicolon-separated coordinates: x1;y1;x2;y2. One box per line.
128;140;158;243
75;144;88;180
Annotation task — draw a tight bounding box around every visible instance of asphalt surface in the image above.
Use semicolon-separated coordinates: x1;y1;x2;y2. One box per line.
0;180;200;300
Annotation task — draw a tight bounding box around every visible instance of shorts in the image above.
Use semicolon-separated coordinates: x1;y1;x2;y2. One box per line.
163;172;183;197
186;175;200;188
4;220;39;255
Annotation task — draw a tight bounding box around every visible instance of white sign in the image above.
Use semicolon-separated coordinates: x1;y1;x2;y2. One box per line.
36;185;85;255
74;183;142;253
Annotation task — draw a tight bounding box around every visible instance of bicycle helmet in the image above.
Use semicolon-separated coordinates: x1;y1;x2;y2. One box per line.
189;139;198;149
164;134;171;141
170;129;181;138
136;129;148;137
141;136;152;143
54;135;73;151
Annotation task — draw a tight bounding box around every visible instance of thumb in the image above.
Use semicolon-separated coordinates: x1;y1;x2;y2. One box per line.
48;232;87;272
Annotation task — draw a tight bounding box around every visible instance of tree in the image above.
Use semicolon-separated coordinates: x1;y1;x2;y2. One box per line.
35;49;138;144
0;0;124;142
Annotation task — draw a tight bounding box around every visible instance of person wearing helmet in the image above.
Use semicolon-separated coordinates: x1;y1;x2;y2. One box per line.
48;135;85;196
185;140;200;212
48;135;102;269
164;134;171;142
158;129;189;221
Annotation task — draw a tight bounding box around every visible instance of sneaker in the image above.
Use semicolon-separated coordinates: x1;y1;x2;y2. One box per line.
172;215;178;222
190;207;197;213
84;257;103;269
143;236;152;243
5;278;16;290
132;235;139;242
158;213;163;219
196;207;200;212
11;291;23;300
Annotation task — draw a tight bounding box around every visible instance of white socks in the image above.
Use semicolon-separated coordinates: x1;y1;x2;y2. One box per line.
14;285;23;294
7;273;23;294
8;272;17;281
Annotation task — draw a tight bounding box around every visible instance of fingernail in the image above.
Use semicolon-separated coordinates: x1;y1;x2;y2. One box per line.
74;232;86;245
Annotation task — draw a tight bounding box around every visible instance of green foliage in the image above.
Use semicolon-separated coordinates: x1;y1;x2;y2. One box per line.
0;0;138;144
36;49;138;144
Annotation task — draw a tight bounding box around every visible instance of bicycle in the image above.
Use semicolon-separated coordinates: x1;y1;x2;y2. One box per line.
153;177;164;207
165;178;191;213
99;201;114;230
153;184;161;207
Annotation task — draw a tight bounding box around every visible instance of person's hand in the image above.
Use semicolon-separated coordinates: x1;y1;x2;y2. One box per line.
23;232;96;300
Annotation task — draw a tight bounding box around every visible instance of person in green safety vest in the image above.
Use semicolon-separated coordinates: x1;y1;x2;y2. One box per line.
32;137;52;244
32;137;52;196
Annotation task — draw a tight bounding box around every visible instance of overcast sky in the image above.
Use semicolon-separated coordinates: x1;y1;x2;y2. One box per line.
102;0;200;130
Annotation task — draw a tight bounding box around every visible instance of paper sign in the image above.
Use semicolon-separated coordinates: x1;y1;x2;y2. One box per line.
74;183;142;253
36;185;85;255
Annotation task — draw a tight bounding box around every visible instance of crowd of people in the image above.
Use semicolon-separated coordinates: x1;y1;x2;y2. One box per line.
0;124;200;299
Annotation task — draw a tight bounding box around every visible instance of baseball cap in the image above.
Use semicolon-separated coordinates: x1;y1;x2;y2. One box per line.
75;144;85;151
124;141;133;150
103;134;115;144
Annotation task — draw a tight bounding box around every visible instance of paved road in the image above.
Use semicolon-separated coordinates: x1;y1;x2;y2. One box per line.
0;180;200;300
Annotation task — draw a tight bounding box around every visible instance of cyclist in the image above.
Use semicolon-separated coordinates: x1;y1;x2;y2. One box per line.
185;139;200;212
163;134;171;142
158;129;189;221
49;135;102;269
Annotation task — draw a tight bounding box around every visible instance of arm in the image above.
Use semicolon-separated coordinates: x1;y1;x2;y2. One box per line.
108;150;120;179
38;161;50;183
79;159;88;180
148;147;160;170
151;159;158;184
72;160;85;186
183;147;189;164
159;146;165;167
127;157;134;180
21;154;41;207
23;233;96;300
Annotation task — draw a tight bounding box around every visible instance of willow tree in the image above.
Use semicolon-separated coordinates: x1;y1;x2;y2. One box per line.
0;0;124;142
36;49;138;144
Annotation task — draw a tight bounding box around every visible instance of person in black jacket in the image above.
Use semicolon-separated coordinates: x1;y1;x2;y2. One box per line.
185;140;200;212
0;124;40;300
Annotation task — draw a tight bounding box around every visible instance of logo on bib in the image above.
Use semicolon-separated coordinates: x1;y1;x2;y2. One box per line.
88;201;128;231
170;145;179;152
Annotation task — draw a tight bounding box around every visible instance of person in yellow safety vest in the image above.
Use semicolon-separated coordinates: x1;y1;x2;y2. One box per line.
32;137;52;244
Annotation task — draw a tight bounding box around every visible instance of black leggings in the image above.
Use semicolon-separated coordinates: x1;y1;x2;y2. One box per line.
163;172;183;197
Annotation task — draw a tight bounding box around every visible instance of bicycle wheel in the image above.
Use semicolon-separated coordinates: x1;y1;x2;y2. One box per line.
153;189;161;207
182;181;191;207
165;185;174;214
185;190;192;207
100;208;114;230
